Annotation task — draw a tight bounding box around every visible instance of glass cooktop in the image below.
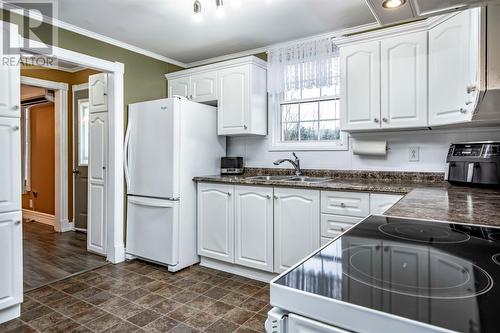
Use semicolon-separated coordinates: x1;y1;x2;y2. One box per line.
275;216;500;333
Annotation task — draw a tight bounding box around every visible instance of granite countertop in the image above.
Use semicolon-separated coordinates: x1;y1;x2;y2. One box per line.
194;169;500;227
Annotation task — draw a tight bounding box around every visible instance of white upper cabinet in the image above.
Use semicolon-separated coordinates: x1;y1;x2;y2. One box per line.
0;23;20;118
166;56;267;136
168;77;191;99
429;9;480;126
234;186;274;272
191;72;217;103
0;118;21;214
89;73;108;113
274;188;320;273
340;41;381;131
197;183;235;263
381;31;428;128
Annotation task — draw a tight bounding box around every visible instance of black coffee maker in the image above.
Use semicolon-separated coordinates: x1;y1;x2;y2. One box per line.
446;142;500;186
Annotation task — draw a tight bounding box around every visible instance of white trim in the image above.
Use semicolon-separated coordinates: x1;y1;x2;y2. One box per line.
0;0;187;68
200;257;277;283
22;209;55;226
72;83;89;92
20;76;71;233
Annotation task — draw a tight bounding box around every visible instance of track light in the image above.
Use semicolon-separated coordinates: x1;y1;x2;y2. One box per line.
382;0;406;8
216;0;224;9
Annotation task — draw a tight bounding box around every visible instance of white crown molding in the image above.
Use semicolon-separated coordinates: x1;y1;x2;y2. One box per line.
21;75;69;91
72;82;88;92
0;0;188;68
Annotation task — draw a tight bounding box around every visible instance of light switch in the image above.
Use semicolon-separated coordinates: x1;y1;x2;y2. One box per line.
409;147;419;162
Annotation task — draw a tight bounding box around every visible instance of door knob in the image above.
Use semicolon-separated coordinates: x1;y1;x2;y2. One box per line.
12;105;19;110
72;169;80;174
15;220;21;225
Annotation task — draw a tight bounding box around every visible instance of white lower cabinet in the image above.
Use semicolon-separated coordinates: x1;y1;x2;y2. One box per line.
234;186;274;272
197;183;234;263
321;214;362;240
274;188;320;273
0;211;23;312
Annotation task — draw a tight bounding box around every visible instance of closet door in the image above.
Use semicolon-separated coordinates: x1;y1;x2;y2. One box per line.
0;211;23;311
89;74;108;113
88;113;107;255
0;118;21;214
0;23;20;118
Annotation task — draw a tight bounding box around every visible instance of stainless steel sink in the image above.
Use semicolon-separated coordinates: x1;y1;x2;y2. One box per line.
245;175;295;181
286;176;331;183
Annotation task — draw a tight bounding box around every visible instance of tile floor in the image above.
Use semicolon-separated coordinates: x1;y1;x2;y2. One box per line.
1;260;270;333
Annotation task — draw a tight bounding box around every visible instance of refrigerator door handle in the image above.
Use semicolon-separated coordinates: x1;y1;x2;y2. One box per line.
128;197;177;208
124;120;132;187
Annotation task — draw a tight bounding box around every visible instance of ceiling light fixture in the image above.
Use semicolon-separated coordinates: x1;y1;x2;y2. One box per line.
215;0;224;9
382;0;406;9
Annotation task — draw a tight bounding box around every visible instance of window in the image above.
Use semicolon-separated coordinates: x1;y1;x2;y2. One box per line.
78;99;90;166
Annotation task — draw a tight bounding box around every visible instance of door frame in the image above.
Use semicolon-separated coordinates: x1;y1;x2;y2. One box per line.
20;76;71;233
72;83;89;232
20;37;125;264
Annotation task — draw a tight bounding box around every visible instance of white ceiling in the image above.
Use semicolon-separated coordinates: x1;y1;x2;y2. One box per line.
56;0;377;64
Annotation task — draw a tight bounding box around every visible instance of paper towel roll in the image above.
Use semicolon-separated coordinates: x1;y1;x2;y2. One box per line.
353;140;387;156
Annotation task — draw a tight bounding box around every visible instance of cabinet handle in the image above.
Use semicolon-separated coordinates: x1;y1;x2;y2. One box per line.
382;118;388;123
13;105;20;110
466;85;477;94
340;228;345;232
227;192;232;196
274;195;279;200
102;166;106;170
460;108;467;114
373;118;379;123
12;125;19;131
243;125;248;130
15;220;21;225
266;195;271;199
340;202;346;208
465;101;473;106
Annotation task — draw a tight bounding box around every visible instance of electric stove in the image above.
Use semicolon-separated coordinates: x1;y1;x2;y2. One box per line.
269;215;500;333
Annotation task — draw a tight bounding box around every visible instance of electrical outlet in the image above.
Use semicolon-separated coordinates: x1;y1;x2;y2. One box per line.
29;199;33;208
409;147;420;162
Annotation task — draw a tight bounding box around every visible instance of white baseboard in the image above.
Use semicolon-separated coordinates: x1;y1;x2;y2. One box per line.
0;304;21;324
60;219;74;232
22;209;55;226
107;244;126;264
200;257;277;283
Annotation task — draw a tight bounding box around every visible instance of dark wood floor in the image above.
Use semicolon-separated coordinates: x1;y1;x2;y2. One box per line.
23;221;107;292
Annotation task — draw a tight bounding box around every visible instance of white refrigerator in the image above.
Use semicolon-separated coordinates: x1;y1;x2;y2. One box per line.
124;98;225;272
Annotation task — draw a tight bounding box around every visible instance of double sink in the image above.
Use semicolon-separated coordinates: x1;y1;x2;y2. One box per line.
245;175;331;184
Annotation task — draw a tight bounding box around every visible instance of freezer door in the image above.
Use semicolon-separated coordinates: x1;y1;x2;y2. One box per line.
126;196;179;265
288;313;349;333
125;99;179;198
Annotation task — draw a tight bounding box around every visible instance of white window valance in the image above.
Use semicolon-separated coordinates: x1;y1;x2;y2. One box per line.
266;37;340;97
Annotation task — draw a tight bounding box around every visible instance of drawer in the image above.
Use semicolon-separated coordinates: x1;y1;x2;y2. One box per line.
321;191;370;217
321;214;362;238
321;237;333;247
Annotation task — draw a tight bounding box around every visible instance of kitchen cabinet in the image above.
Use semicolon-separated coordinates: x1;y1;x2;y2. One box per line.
429;9;480;126
274;188;320;273
0;118;21;214
321;191;370;217
340;41;381;131
166;56;267;136
89;73;108;113
197;183;235;263
234;186;274;272
0;211;23;313
381;31;428;128
370;194;403;215
88;112;108;256
321;214;362;240
168;77;191;99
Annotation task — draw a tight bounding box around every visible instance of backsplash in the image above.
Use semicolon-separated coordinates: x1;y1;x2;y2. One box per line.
227;127;500;172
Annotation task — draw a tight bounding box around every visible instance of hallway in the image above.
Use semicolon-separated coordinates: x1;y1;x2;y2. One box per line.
23;221;107;291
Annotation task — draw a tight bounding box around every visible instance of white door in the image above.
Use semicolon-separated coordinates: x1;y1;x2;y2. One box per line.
0;23;20;118
0;211;22;311
381;32;428;128
168;77;191;99
370;193;403;215
88;113;107;255
234;186;273;272
429;10;479;126
0;118;21;214
197;183;234;263
89;73;108;113
340;41;381;131
218;65;250;135
274;188;320;273
126;197;179;265
288;313;350;333
191;72;217;102
125;99;178;199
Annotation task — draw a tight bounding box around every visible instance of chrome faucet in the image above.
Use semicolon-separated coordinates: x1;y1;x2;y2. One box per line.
273;153;302;176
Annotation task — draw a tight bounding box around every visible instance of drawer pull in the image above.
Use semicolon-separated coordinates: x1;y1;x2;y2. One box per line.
227;192;232;196
340;202;346;208
266;195;271;199
341;228;345;232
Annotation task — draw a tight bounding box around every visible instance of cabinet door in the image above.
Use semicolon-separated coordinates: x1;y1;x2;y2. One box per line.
340;41;381;131
0;23;20;118
274;188;320;273
381;32;428;128
197;183;234;263
89;73;108;113
168;77;191;99
0;211;23;311
370;193;403;215
88;113;107;256
218;65;250;135
429;10;479;126
234;186;273;272
0;118;21;214
191;72;217;102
